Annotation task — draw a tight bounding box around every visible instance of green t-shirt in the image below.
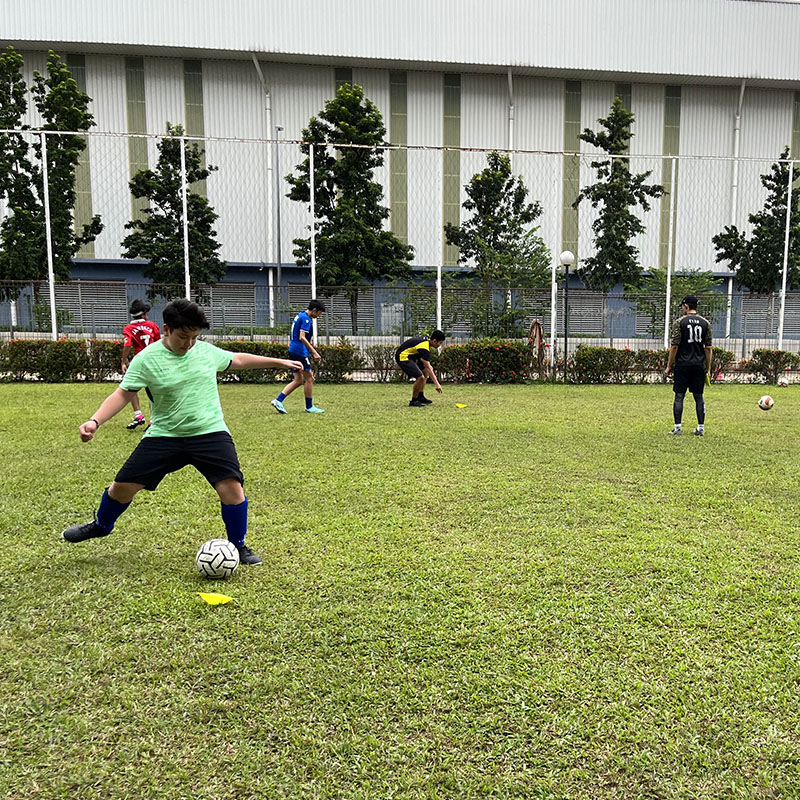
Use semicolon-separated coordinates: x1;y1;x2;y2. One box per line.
120;340;233;438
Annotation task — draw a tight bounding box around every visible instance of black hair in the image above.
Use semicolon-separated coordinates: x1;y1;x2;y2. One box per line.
682;295;699;310
430;329;446;341
308;299;326;312
129;299;151;317
162;298;210;330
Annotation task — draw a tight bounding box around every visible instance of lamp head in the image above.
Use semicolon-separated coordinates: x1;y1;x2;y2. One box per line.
559;250;575;268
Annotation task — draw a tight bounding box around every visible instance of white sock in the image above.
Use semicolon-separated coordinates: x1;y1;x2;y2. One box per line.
134;411;144;419
674;423;682;431
697;423;704;431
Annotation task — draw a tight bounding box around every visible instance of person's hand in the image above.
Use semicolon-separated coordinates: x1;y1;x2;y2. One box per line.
435;383;443;394
665;366;672;378
287;360;304;371
121;362;128;374
79;419;99;442
312;351;322;363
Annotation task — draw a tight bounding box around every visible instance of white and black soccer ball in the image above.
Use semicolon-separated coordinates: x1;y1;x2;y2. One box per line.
195;538;240;579
778;376;789;387
758;395;775;411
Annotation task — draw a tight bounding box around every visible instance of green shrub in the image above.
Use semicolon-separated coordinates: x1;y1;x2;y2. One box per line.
435;338;529;383
3;340;48;380
213;340;290;384
86;339;123;382
364;344;397;382
315;339;366;383
633;348;668;376
712;348;737;382
572;346;636;384
744;349;800;384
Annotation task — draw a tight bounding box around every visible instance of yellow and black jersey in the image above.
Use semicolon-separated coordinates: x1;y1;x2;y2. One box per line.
395;336;432;362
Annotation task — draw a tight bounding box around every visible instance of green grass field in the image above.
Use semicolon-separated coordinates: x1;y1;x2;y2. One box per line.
3;382;800;799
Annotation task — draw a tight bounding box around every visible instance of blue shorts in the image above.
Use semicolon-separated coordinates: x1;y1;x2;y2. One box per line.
289;352;312;372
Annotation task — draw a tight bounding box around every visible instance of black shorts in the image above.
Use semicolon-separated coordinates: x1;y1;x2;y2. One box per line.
397;357;424;379
289;352;312;372
114;431;244;491
673;365;706;395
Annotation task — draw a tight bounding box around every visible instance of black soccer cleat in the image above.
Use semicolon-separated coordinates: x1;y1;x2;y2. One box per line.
236;544;263;566
417;395;433;405
409;399;425;407
693;428;704;436
126;416;147;430
62;519;111;543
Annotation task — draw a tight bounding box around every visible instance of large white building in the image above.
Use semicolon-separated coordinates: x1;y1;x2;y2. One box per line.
3;0;800;281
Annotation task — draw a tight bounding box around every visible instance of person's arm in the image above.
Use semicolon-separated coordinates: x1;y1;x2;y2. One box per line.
420;358;443;393
705;346;713;374
665;345;678;377
299;330;321;361
121;344;132;374
78;387;140;442
229;352;304;371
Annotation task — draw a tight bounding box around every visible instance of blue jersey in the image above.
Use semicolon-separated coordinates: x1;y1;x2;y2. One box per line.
289;311;312;357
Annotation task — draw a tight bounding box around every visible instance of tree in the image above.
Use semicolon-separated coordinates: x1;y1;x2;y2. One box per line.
122;123;225;295
0;48;102;297
712;148;800;293
626;267;724;337
287;83;413;334
573;97;664;292
444;151;551;336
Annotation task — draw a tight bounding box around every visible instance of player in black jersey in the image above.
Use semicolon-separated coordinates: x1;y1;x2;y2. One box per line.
665;295;713;436
395;330;445;406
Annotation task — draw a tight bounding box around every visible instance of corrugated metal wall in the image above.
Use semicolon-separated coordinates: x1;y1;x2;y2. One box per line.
5;1;800;84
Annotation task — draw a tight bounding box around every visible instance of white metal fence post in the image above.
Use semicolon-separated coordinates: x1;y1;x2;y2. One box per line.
550;256;558;374
309;142;318;342
436;264;442;331
179;135;190;299
663;156;678;349
40;131;58;341
778;159;794;350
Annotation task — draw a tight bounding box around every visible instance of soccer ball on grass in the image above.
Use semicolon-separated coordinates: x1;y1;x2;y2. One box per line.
778;376;789;387
195;538;240;579
758;395;774;411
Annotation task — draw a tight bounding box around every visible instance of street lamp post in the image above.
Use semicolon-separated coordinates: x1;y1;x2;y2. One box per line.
560;250;575;383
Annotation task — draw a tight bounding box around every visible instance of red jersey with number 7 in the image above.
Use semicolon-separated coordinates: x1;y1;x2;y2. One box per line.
123;319;161;354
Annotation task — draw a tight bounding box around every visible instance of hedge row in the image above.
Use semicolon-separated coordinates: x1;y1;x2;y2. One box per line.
0;338;365;384
0;338;796;384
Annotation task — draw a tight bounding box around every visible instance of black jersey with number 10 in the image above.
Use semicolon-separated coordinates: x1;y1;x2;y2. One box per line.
671;314;712;367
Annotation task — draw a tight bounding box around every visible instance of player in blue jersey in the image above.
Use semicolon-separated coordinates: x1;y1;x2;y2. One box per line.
271;299;326;414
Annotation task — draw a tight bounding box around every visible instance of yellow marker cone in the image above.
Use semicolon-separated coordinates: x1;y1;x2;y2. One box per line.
455;403;467;409
198;592;232;606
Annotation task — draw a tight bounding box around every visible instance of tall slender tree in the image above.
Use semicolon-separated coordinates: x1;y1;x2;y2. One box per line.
0;48;102;296
287;83;413;334
712;148;800;293
122;123;225;295
573;97;664;291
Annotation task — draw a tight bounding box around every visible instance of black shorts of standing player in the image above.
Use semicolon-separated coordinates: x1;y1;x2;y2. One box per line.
290;353;312;372
397;357;424;380
114;431;244;491
673;364;706;395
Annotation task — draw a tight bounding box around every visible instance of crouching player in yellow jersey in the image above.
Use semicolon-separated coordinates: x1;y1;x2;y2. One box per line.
395;330;446;407
61;298;303;566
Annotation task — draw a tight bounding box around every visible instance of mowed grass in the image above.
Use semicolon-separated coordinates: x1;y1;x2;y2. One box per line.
2;381;800;799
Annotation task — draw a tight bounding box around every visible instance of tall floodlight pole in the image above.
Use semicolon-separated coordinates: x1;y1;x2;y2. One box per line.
309;142;318;344
179;135;191;299
778;159;794;351
560;250;575;383
40;132;58;341
550;255;558;377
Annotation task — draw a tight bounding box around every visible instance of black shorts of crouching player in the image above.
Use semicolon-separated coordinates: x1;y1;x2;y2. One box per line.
397;357;425;379
114;431;244;491
672;364;706;395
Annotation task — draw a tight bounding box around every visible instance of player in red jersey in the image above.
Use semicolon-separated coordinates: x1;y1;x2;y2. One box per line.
121;300;161;430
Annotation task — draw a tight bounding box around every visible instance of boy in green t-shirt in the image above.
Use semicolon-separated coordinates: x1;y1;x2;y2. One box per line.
61;298;303;566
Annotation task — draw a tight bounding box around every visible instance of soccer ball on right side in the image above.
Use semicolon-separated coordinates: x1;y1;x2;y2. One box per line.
778;376;789;387
758;395;775;411
195;538;240;579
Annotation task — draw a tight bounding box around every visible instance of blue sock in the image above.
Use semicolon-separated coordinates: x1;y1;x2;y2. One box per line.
305;396;313;409
277;392;287;402
221;497;247;547
96;488;131;533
